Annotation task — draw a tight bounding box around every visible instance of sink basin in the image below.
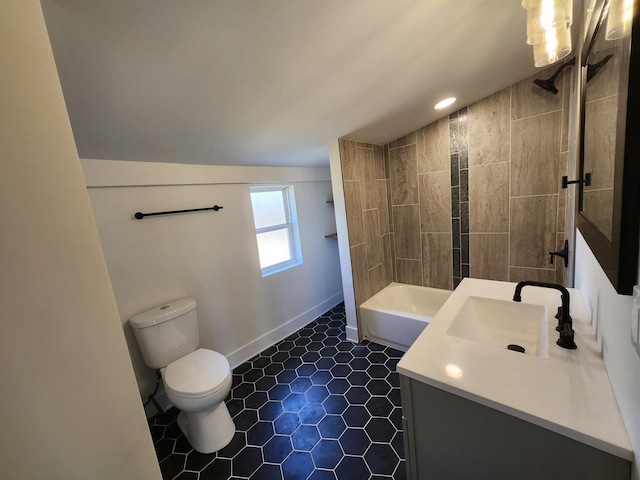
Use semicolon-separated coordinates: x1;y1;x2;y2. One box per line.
446;296;548;357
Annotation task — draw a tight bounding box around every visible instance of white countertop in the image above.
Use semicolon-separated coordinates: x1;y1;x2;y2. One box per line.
397;278;633;461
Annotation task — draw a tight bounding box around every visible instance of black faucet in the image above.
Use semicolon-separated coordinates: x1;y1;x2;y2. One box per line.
513;281;577;350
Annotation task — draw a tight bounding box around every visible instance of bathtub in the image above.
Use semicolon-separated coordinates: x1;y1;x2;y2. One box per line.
359;282;452;351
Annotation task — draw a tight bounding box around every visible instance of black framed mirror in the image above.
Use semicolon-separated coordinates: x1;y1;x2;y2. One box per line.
577;0;640;295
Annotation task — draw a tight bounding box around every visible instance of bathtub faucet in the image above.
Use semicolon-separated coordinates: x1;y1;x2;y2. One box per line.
513;281;576;350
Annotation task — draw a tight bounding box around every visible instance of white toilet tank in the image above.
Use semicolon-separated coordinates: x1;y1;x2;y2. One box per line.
129;298;199;369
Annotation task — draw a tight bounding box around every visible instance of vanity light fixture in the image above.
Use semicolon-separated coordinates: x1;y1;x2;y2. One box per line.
605;0;634;40
522;0;573;67
434;97;456;110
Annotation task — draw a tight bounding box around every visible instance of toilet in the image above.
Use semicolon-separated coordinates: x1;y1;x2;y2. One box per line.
129;298;235;454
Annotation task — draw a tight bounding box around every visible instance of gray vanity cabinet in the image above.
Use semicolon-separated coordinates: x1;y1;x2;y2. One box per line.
400;375;630;480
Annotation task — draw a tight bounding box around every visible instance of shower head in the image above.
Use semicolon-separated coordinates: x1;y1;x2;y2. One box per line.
532;54;614;95
532;57;576;95
586;54;614;82
533;77;560;94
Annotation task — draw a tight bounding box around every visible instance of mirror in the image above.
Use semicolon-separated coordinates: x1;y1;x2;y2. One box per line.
578;0;640;294
581;1;622;241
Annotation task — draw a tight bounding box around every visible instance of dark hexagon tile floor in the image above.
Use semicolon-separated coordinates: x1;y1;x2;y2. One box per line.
148;303;407;480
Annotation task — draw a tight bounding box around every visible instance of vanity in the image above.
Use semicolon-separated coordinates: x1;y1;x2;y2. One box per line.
397;278;632;480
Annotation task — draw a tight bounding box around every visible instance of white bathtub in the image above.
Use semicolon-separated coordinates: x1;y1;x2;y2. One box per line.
360;282;452;351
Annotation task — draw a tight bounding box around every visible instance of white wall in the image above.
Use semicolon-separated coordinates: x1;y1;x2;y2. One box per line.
328;140;359;341
0;2;160;479
82;159;343;406
574;230;640;479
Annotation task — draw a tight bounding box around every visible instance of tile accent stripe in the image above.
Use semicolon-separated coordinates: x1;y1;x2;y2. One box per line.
450;108;470;288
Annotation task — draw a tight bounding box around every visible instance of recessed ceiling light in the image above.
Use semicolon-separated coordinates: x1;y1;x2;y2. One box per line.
434;97;456;110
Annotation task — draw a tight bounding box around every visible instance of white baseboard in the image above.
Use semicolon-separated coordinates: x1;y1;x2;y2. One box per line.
226;292;344;369
345;324;359;343
143;292;345;419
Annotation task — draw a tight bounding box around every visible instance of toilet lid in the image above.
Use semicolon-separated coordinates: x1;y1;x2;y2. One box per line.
163;349;231;399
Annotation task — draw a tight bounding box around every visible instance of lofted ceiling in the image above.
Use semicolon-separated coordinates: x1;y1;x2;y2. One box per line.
40;0;542;167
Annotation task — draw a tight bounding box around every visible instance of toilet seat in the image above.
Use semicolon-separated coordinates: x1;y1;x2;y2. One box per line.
163;349;231;400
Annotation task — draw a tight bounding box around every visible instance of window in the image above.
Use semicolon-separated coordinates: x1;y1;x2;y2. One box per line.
250;185;302;276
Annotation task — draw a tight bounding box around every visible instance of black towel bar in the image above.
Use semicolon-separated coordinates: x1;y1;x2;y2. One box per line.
134;204;223;219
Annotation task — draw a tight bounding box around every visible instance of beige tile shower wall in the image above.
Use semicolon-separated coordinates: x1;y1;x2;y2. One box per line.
466;71;569;284
417;119;453;289
338;140;393;312
338;68;571;296
508;66;569;284
382;67;569;289
387;124;453;290
388;135;421;285
467;88;511;282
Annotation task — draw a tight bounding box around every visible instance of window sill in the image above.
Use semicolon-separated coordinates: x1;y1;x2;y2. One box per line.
261;258;302;277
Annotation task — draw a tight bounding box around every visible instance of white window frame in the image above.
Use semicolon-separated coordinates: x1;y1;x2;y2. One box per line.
250;184;302;277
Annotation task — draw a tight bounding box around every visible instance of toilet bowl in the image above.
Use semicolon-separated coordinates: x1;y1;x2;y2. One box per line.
129;298;236;454
162;349;234;453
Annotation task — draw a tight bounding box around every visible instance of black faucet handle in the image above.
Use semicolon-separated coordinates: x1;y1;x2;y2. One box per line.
513;280;575;350
549;240;569;268
557;323;577;349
